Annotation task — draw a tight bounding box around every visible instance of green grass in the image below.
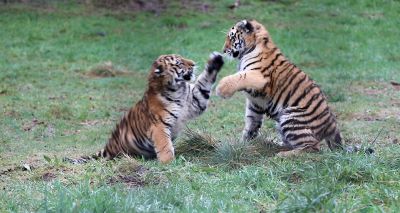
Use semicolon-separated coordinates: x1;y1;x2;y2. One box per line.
1;0;400;212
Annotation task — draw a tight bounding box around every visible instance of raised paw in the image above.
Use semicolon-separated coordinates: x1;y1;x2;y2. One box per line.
207;51;224;73
216;76;235;98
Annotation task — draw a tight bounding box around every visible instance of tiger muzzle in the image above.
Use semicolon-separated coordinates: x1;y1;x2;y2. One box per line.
183;71;193;81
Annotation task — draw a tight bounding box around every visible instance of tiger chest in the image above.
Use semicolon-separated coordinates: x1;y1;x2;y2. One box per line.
165;103;186;140
244;90;277;118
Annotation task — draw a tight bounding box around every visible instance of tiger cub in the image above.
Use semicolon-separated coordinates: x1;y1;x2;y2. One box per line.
216;20;342;156
74;53;224;164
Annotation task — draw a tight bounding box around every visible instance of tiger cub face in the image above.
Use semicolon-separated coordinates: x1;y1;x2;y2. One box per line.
150;54;196;88
223;20;260;59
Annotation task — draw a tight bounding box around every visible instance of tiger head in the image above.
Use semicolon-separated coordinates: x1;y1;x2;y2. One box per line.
223;19;266;59
149;54;196;90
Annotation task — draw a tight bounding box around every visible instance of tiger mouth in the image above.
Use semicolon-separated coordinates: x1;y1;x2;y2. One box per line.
232;50;239;58
183;72;193;81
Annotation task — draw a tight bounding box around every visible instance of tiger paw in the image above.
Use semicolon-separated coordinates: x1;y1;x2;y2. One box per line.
216;77;235;98
242;129;259;141
207;51;224;73
157;148;175;164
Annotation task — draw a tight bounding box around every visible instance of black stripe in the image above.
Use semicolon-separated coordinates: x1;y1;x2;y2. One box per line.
314;115;335;135
246;115;256;120
272;61;291;77
242;52;262;66
243;45;256;56
164;109;178;119
192;95;206;111
261;52;281;74
281;113;332;135
197;80;206;88
263;37;269;46
281;125;307;135
283;107;306;114
269;70;303;115
167;86;177;92
269;63;295;96
248;105;265;114
280;107;330;127
160;119;173;128
242;56;264;71
198;88;210;99
291;84;318;107
296;97;325;118
320;121;336;136
162;94;183;106
273;64;296;91
271;59;288;75
286;133;313;141
281;75;308;108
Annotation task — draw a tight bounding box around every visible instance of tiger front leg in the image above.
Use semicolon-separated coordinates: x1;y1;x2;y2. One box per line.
151;124;174;164
188;52;224;116
216;70;267;99
195;51;224;91
242;99;265;141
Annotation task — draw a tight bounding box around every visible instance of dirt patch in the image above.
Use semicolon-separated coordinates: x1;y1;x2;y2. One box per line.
83;0;217;15
0;89;7;96
108;174;146;188
42;172;57;182
390;81;400;91
4;110;20;118
349;81;394;96
0;167;17;176
2;1;57;13
108;164;149;188
180;1;213;13
85;0;168;14
22;119;45;131
62;129;81;136
361;12;384;20
85;61;131;78
344;81;400;121
347;108;399;121
80;119;112;127
1;154;44;176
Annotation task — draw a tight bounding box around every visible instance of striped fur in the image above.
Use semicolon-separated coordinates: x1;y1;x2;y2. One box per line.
216;20;342;156
73;53;224;164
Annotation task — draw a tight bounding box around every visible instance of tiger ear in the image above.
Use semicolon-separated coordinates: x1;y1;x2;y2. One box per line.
153;62;163;75
240;20;253;33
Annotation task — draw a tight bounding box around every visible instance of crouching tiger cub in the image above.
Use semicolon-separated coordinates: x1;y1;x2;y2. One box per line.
71;52;224;164
216;20;343;156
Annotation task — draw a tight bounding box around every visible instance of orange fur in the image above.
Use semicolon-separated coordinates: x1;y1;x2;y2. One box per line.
217;20;342;155
68;53;224;164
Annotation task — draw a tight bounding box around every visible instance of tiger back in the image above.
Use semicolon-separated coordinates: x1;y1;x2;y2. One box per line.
216;20;342;156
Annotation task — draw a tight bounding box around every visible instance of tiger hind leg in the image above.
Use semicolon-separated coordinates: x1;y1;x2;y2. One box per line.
276;131;321;157
276;111;321;157
326;129;343;151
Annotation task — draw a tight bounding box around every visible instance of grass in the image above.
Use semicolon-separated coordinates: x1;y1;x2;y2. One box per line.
1;0;400;212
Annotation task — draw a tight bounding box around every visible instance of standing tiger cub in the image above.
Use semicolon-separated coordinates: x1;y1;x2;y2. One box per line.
216;20;342;156
71;53;224;164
